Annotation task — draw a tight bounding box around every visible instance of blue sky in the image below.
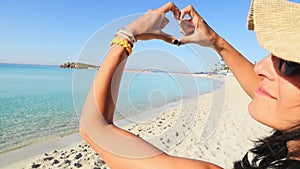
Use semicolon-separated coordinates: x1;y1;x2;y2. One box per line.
0;0;268;70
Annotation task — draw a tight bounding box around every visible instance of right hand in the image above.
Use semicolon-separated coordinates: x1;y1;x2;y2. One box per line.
125;2;180;44
178;5;219;47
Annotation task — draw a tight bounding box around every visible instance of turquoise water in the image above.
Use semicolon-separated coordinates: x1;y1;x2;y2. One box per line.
0;63;216;154
116;72;212;118
0;64;77;154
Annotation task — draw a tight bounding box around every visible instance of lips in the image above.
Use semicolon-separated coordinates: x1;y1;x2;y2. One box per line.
255;86;276;99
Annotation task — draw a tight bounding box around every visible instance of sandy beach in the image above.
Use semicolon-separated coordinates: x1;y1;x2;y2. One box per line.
0;76;272;169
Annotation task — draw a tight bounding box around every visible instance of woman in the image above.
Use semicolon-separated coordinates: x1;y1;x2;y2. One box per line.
80;0;300;168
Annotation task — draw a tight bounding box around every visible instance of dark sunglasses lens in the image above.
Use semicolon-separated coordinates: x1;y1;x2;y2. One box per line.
279;59;296;76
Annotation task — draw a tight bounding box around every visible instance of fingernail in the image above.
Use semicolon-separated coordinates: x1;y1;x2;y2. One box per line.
172;39;179;45
178;41;182;46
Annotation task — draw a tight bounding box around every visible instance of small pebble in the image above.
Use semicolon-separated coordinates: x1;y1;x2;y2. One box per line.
75;153;82;159
52;159;60;165
65;159;71;164
43;156;54;161
31;163;41;168
74;162;82;168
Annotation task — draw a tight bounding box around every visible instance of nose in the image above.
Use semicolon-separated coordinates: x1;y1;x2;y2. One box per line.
254;54;276;80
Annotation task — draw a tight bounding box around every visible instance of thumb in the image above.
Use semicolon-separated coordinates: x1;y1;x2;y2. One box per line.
151;30;177;44
178;34;197;45
179;30;213;47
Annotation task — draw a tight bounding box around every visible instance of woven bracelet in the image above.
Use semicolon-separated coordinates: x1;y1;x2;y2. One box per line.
110;38;133;56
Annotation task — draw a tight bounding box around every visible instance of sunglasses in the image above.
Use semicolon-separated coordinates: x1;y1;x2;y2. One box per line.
279;58;300;76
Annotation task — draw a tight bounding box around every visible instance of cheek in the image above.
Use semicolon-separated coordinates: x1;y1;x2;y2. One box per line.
278;78;300;109
274;79;300;129
277;89;300;125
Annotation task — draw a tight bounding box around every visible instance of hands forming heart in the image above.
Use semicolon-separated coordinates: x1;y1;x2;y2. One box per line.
125;2;218;48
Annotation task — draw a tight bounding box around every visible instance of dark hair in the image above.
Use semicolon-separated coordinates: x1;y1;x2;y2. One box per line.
234;129;300;169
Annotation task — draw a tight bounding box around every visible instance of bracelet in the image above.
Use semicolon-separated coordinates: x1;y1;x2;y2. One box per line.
110;38;132;56
115;28;137;45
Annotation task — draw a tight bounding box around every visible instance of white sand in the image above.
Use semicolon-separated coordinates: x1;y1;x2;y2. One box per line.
0;76;272;169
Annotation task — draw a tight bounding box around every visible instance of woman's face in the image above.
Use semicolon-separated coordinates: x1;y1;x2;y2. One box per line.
249;54;300;131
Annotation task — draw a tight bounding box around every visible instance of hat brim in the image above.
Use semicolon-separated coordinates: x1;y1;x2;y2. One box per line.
248;0;300;64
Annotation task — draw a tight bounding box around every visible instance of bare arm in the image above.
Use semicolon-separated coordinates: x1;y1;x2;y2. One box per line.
179;5;261;98
80;2;222;169
80;45;222;169
214;37;261;98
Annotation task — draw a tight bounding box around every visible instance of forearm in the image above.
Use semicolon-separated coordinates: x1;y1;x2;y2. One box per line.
79;44;166;168
211;34;261;98
94;45;128;123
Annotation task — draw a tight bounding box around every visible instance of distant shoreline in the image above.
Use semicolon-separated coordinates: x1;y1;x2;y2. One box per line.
1;63;230;77
59;62;99;69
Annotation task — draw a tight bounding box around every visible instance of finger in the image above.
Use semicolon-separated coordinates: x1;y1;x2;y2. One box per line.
160;17;169;29
180;5;199;20
156;2;180;20
179;30;212;47
179;19;194;36
178;34;197;45
178;37;192;45
140;30;177;44
180;28;194;36
158;30;177;44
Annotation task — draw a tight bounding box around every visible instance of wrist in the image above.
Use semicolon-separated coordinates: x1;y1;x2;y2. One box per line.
208;32;225;53
117;28;137;45
124;26;140;41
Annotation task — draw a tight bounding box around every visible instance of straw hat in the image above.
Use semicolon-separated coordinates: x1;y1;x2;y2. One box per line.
248;0;300;64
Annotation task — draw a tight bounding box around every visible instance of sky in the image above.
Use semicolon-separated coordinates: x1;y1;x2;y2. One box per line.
0;0;270;71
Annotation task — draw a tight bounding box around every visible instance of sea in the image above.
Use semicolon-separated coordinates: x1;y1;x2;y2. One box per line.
0;63;219;154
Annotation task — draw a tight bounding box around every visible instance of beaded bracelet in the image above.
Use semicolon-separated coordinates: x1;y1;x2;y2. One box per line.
110;38;133;56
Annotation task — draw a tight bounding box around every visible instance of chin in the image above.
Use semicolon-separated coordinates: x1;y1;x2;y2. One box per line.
248;100;261;122
248;100;289;131
248;100;274;129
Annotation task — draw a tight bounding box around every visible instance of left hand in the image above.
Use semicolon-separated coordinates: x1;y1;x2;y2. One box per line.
125;2;180;44
178;5;218;47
